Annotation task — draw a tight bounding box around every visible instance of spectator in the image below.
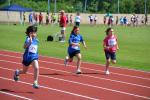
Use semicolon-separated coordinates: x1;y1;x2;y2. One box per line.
89;14;94;25
70;14;73;25
75;12;81;27
94;15;98;25
39;12;43;25
59;10;67;42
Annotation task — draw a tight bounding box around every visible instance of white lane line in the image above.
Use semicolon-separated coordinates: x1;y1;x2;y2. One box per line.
0;91;33;100
1;49;150;73
0;58;150;89
0;76;99;100
0;53;150;81
0;66;150;100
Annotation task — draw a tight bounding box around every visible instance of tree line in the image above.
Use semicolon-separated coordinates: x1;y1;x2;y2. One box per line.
0;0;150;14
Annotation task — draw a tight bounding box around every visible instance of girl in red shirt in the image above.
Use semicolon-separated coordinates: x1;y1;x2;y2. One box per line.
103;28;119;75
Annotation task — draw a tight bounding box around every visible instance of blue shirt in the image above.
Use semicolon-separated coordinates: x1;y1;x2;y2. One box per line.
23;37;39;62
68;33;84;53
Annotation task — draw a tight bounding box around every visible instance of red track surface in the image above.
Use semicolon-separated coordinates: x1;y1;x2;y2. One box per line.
0;50;150;100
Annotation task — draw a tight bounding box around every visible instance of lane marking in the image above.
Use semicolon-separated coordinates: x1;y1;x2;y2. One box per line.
0;54;150;81
1;49;150;73
0;59;150;89
0;66;150;99
0;91;33;100
0;76;99;100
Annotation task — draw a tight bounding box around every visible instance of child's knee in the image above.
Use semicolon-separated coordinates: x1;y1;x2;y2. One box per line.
112;60;116;64
22;70;27;74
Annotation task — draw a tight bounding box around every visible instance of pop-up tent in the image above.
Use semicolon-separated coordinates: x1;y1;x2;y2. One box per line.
0;4;32;11
0;4;32;24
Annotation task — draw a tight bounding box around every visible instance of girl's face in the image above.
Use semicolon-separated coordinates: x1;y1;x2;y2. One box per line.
30;32;37;38
108;29;114;36
74;28;80;34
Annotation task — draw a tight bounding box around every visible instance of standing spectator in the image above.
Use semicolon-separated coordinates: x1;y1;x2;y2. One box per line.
141;16;145;25
23;12;26;25
103;16;106;25
135;15;139;26
53;13;57;24
94;15;98;25
131;14;136;26
46;12;50;25
34;13;38;24
29;12;33;25
145;14;148;25
75;12;81;27
116;16;118;25
108;16;113;27
89;15;94;25
64;26;87;74
70;14;73;25
120;16;124;26
59;10;67;42
39;12;43;25
66;14;69;24
103;28;119;75
123;16;127;26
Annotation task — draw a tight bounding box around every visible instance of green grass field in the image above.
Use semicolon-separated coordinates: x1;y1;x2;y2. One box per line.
0;24;150;71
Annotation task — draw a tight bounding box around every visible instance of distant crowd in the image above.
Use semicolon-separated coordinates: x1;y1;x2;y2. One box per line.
104;14;148;27
23;12;148;27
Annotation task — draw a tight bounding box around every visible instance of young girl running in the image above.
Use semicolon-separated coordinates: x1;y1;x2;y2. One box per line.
14;25;39;89
64;26;87;74
103;27;119;75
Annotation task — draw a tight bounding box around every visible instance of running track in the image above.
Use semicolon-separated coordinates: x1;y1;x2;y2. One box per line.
0;50;150;100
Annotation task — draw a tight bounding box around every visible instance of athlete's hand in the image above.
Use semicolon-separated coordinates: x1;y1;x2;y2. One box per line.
84;46;87;49
29;33;32;42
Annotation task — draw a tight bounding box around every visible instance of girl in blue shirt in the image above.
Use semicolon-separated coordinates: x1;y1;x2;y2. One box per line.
14;25;39;89
64;26;87;74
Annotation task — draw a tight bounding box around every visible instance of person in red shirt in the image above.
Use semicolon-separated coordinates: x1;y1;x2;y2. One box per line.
39;12;43;25
59;10;67;42
103;27;119;75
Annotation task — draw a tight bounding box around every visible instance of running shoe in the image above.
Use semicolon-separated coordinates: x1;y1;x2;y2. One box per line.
33;81;39;89
76;69;82;74
105;70;110;75
64;56;68;67
14;69;19;81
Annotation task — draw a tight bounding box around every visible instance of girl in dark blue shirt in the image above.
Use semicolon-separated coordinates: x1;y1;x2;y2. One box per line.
64;26;87;74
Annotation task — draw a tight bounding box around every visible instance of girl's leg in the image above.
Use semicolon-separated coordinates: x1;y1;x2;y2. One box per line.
76;53;82;74
105;59;110;75
111;60;116;64
14;65;29;81
31;60;39;83
31;60;39;88
19;65;29;74
64;56;73;66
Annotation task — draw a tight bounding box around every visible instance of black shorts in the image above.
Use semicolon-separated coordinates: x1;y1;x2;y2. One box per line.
75;22;80;26
105;50;116;60
69;50;80;58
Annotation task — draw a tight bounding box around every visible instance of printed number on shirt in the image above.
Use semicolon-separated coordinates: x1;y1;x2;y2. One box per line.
72;45;78;49
29;44;37;53
108;39;116;46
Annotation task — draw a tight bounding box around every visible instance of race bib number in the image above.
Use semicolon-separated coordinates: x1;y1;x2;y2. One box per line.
29;44;37;53
72;46;79;49
108;39;116;46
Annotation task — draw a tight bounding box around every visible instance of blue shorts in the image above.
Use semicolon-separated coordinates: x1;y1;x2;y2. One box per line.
105;50;116;60
22;53;38;66
68;50;80;58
